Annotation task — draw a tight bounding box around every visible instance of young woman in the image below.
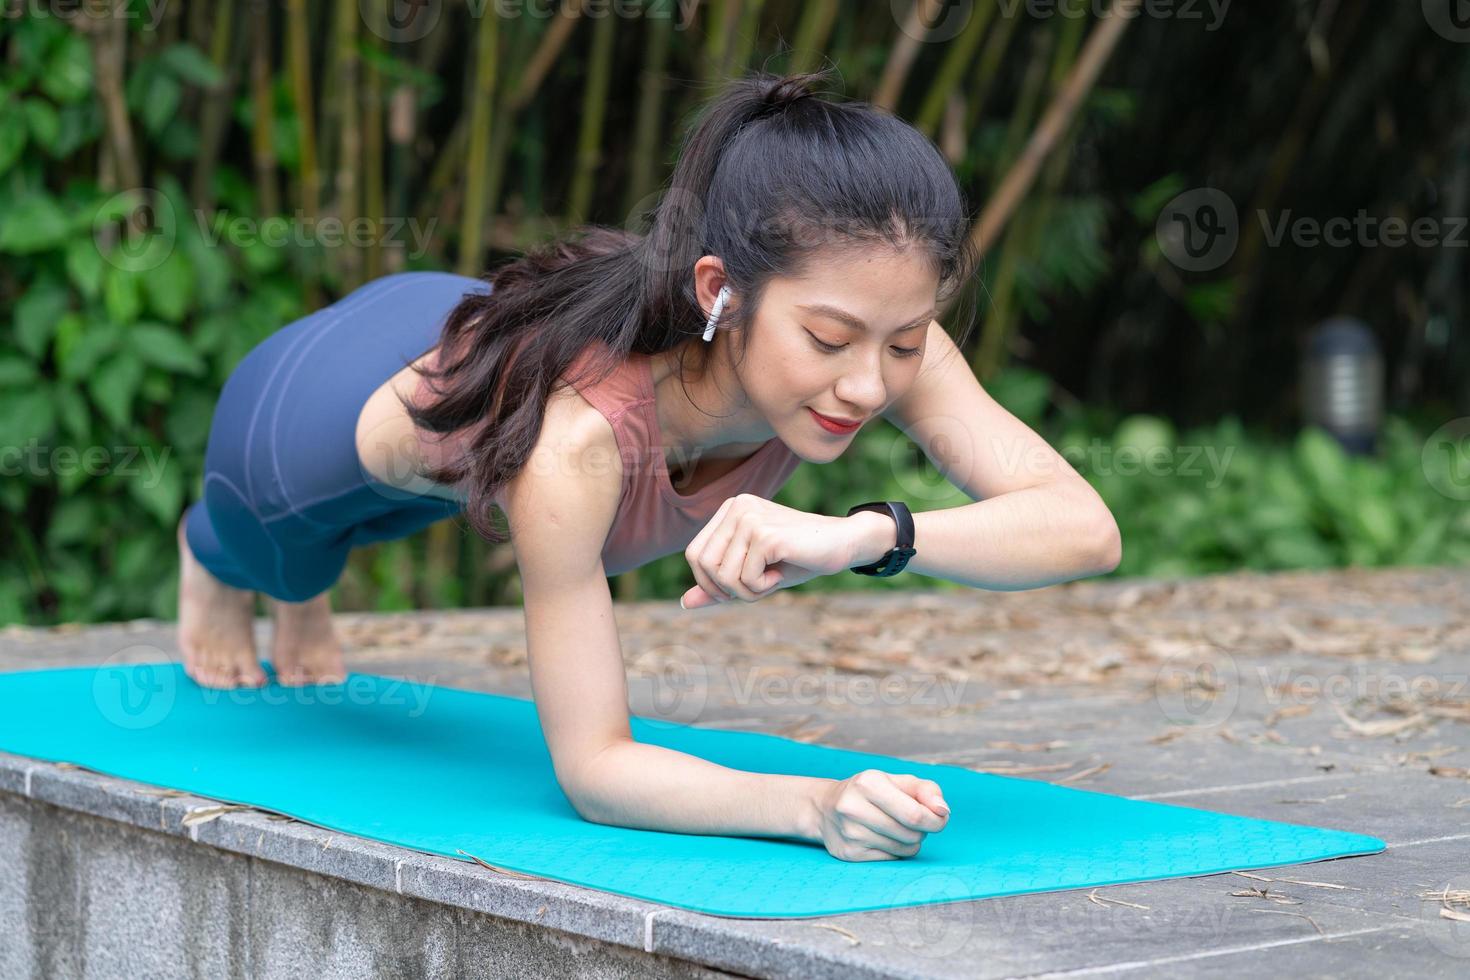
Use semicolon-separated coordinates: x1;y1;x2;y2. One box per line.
177;71;1122;861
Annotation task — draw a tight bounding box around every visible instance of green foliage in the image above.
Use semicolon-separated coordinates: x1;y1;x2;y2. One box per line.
0;20;314;624
615;408;1470;602
1060;414;1470;577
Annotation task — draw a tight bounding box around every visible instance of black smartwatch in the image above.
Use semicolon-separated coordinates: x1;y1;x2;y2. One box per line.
845;500;916;577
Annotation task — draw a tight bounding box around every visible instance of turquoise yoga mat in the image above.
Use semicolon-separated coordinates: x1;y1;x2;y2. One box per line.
0;663;1384;919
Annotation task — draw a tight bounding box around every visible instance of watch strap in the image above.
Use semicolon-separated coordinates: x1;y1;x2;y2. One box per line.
845;500;916;576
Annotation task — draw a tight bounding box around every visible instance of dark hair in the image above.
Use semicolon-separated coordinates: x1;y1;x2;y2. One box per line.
403;68;979;542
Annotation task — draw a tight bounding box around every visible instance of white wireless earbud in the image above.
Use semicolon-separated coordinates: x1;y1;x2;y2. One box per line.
702;285;730;342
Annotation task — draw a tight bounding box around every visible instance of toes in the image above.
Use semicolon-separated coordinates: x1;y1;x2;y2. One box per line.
274;663;345;687
235;662;269;687
192;665;229;689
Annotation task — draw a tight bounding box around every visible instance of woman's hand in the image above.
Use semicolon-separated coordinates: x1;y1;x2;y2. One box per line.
679;495;871;610
810;769;950;861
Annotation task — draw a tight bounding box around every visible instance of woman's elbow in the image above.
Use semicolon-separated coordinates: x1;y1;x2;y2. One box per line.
1089;512;1123;574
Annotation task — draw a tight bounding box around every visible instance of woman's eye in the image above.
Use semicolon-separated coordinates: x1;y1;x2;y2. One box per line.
806;331;845;353
806;329;922;358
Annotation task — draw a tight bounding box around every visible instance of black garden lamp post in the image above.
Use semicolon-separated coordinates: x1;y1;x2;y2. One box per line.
1301;316;1384;456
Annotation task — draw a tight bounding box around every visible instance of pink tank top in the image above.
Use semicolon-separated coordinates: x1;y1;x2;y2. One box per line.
560;342;803;576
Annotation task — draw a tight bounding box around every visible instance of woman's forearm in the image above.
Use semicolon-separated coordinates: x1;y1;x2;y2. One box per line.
847;477;1121;591
567;738;831;841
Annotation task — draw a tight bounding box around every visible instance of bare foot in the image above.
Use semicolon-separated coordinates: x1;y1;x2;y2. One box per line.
269;592;347;686
176;514;268;689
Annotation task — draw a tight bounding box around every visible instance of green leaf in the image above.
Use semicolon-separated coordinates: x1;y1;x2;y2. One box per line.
160;43;225;88
140;367;173;403
87;352;145;429
0;102;27;177
0;389;56;448
155;115;200;160
114;533;162;581
65;236;106;298
1295;426;1350;505
104;265;143;324
91;188;144;225
39;32;92;104
128;453;184;527
139;248;194;322
47;496;96;547
0;357;39;387
129;322;206;375
164;389;215;452
181;228;232;306
0;193;70;253
1353;497;1399;554
55;315;119;380
140;70;182;137
53;382;91;442
52;101;101;157
23;98;60;152
240;234;285;274
15;280;68;359
14;15;66;78
57;456;92;496
986;367;1052;430
1130;174;1190;225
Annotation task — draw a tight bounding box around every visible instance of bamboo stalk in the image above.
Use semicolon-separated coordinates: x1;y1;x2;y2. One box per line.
915;0;995;138
285;0;320;221
973;25;1056;378
363;0;385;281
426;2;583;231
508;0;585;112
873;0;947;111
457;6;500;275
157;0;182;49
954;0;1141;288
393;13;457;237
77;2;142;194
248;0;278;217
965;4;1023;136
728;0;768;77
285;0;321;308
625;0;675;214
787;0;838;75
484;12;545;240
387;83;419;274
703;0;736;83
190;0;240;211
940;90;966;161
567;8;616;225
331;0;362;289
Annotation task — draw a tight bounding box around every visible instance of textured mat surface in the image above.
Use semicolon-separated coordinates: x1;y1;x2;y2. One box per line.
0;663;1385;918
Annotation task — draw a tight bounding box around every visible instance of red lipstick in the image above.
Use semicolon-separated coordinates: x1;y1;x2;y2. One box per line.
808;407;864;434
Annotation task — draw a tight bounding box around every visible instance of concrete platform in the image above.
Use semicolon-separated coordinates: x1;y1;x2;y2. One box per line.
1;565;1467;978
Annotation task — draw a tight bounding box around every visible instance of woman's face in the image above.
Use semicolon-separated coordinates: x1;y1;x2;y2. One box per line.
738;245;940;459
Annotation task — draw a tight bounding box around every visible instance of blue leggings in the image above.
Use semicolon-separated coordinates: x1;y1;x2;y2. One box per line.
183;271;492;602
